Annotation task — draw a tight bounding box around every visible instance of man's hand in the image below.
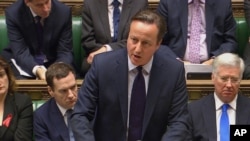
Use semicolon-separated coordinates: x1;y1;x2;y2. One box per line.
87;46;107;64
202;58;214;65
36;67;47;80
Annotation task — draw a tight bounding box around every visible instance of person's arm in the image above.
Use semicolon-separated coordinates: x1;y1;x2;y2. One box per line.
70;59;99;141
210;0;237;57
14;94;33;141
244;0;250;28
161;65;189;141
33;111;52;141
5;9;38;75
55;8;74;66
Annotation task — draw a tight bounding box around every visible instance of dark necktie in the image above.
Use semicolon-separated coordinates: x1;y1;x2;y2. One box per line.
34;16;45;65
188;0;201;63
128;66;146;141
112;0;120;42
66;109;75;141
220;104;229;141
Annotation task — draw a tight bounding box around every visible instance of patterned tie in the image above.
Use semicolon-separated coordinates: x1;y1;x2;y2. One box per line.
66;109;75;141
112;0;120;42
188;0;201;63
128;66;146;141
220;104;230;141
34;16;45;65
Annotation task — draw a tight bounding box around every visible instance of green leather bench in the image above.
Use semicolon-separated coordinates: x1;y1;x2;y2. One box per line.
0;16;249;63
0;16;85;70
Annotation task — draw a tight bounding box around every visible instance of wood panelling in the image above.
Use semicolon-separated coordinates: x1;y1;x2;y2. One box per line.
16;79;250;101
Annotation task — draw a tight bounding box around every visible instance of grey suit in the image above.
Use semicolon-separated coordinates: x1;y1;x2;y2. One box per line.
187;94;250;141
81;0;147;75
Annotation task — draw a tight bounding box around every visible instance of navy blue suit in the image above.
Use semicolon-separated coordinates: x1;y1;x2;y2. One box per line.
157;0;237;60
34;98;71;141
2;0;73;77
187;94;250;140
71;46;188;141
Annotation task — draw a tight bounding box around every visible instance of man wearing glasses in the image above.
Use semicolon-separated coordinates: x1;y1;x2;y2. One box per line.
186;53;250;141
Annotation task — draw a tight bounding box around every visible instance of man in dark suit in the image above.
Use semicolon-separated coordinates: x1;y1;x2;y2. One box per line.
33;62;78;141
1;0;74;80
70;10;189;141
157;0;237;65
243;0;250;79
81;0;147;75
187;53;250;140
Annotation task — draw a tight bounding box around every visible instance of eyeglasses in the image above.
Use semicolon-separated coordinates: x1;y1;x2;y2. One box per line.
218;76;240;84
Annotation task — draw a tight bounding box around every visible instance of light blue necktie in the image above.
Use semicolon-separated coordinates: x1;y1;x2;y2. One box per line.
66;109;75;141
220;104;229;141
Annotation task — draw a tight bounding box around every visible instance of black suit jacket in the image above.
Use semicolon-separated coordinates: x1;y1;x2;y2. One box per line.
2;0;73;76
187;93;250;141
34;98;71;141
157;0;237;60
0;93;33;141
71;46;189;141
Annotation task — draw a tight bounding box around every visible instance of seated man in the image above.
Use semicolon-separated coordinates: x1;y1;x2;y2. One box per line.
157;0;237;65
33;62;78;141
187;53;250;140
2;0;74;80
81;0;148;76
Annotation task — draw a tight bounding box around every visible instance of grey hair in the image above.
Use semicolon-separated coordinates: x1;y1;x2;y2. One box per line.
212;53;245;79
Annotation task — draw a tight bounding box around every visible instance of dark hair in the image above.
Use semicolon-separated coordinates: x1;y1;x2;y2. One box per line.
131;9;167;42
0;56;16;94
46;62;76;90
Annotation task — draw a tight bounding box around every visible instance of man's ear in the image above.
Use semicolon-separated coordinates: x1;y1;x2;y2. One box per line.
47;86;54;97
24;0;30;6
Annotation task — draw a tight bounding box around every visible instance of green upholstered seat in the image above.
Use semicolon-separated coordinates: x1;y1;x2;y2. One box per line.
235;17;250;57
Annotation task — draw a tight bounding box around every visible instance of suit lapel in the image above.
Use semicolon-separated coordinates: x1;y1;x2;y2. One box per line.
205;0;215;52
141;54;165;137
0;94;15;138
22;6;39;53
236;95;250;124
50;99;70;141
98;0;112;41
115;49;129;128
118;0;132;40
179;0;188;47
202;94;217;140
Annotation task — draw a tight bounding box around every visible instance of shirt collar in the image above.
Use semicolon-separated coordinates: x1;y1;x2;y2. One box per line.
109;0;123;6
128;56;153;75
214;93;237;111
188;0;205;4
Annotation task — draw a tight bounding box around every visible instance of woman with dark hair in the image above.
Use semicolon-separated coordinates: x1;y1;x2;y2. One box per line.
0;56;33;140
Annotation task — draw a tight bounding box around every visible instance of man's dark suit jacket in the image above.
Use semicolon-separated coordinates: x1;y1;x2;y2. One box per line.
1;0;73;76
157;0;237;60
0;93;33;141
243;0;250;79
187;93;250;141
71;46;189;141
34;98;71;141
82;0;147;55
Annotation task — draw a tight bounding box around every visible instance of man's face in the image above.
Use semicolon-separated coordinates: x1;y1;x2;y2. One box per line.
212;66;241;103
25;0;51;18
48;72;78;109
127;21;161;66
